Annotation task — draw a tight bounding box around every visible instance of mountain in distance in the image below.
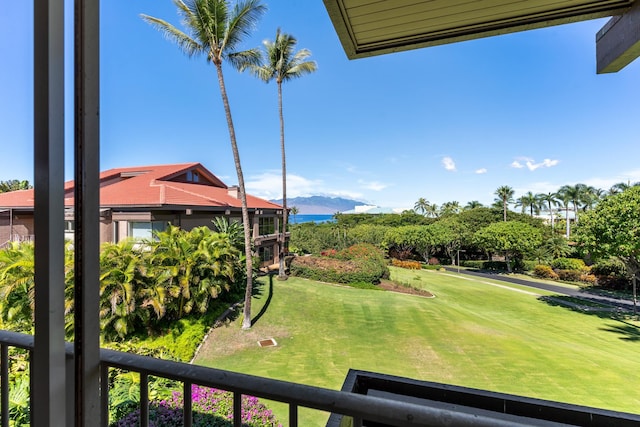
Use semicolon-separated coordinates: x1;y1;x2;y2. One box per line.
270;196;363;214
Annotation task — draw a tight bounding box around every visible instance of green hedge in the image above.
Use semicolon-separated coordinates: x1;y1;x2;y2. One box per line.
460;260;509;272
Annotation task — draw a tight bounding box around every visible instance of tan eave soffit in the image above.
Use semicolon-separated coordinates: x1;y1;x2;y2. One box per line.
323;0;634;59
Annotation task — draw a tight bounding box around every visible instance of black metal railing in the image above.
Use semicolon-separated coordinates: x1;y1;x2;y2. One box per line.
0;329;569;427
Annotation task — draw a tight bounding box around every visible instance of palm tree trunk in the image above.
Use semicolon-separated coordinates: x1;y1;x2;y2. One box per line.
214;62;254;330
503;200;507;221
278;81;288;280
565;207;570;238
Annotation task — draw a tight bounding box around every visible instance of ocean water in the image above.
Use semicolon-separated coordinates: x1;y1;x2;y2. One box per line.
290;214;335;224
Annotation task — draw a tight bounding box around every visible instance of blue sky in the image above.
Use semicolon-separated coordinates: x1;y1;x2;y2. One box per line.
2;1;640;210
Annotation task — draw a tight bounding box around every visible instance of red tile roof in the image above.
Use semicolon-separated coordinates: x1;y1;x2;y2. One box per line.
0;163;282;210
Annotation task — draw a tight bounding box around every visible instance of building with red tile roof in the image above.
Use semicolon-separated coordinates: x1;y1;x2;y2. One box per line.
0;163;286;266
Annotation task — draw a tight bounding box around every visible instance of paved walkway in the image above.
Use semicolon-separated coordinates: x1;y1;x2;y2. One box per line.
442;266;638;312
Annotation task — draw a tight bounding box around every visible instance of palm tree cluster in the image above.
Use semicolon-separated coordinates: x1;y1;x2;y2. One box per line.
0;180;31;193
0;225;244;340
142;0;316;328
414;181;640;237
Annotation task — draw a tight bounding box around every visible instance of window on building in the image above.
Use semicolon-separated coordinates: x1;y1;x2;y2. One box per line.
259;245;273;263
129;221;167;240
258;217;275;235
186;170;200;183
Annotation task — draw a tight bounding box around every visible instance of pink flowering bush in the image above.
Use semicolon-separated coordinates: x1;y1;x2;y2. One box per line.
112;384;282;427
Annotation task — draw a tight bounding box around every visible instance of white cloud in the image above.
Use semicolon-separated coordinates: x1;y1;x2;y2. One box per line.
245;171;365;200
526;158;559;171
511;157;559;171
358;179;388;191
442;156;456;171
475;168;487;174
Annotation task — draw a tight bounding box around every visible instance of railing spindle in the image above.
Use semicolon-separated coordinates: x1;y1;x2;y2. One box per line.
100;365;109;427
1;345;8;427
233;391;241;427
183;381;192;427
289;403;298;427
140;373;149;427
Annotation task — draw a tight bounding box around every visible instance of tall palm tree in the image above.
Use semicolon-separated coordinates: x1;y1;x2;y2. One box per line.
494;185;514;221
289;206;299;224
440;201;461;216
0;180;32;193
425;203;439;218
248;29;316;280
464;200;483;210
515;191;540;216
413;197;430;215
537;192;559;230
555;188;572;238
142;0;267;329
558;183;587;225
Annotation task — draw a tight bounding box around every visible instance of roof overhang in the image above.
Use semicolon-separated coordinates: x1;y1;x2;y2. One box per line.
323;0;635;59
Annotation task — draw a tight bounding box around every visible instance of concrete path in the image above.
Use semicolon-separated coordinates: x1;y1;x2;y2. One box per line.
442;266;638;312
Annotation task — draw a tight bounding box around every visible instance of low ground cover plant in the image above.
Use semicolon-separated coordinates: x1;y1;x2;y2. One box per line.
112;384;281;427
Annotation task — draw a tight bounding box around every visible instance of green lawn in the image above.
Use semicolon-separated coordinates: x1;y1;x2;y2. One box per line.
194;267;640;426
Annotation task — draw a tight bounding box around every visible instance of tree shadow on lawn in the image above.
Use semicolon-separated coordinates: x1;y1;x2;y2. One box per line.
538;295;640;341
250;273;274;327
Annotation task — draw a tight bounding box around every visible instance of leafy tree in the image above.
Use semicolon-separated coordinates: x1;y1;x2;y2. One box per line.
248;28;316;280
576;186;640;280
494;185;514;221
142;0;267;329
474;221;542;272
384;225;426;261
0;180;32;193
433;217;464;265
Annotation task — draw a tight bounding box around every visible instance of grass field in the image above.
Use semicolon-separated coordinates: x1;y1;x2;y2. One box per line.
194;267;640;426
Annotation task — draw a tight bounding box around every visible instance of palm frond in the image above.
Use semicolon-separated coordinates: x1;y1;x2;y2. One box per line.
223;0;266;53
227;48;262;71
140;14;203;58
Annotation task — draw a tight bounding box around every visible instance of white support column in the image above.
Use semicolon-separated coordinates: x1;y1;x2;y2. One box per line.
74;0;102;424
596;1;640;73
33;0;66;425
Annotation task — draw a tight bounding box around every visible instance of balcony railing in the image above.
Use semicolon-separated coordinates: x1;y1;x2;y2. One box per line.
0;329;574;427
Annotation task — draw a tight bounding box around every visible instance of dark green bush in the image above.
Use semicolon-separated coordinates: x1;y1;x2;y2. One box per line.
460;260;508;272
591;258;627;277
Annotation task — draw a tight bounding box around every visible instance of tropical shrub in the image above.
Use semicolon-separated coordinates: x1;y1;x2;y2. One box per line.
551;258;586;271
391;259;421;270
290;244;389;285
590;258;629;289
556;269;583;282
533;265;559;280
460;260;509;272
